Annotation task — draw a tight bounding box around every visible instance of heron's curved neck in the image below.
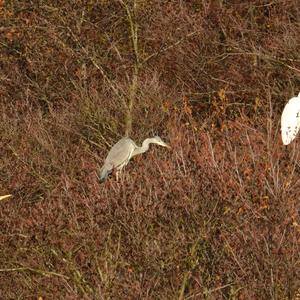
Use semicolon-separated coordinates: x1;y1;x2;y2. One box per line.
132;138;155;157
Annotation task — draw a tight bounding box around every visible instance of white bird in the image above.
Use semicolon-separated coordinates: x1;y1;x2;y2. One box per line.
281;92;300;145
99;136;170;182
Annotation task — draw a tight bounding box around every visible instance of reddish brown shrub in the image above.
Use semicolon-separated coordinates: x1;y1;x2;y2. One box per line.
1;1;300;299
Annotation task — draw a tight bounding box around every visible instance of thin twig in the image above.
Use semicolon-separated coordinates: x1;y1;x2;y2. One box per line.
0;267;69;279
143;30;200;65
186;283;234;299
221;48;300;73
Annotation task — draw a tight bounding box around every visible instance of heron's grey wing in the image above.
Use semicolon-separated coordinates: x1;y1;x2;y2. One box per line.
105;138;136;169
99;138;136;182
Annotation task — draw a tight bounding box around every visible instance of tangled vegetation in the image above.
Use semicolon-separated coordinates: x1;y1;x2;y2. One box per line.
1;1;300;299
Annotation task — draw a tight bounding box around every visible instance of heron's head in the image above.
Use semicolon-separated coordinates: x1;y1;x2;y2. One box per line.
153;136;171;148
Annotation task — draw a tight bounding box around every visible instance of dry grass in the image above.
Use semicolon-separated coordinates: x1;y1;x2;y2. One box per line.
1;1;300;299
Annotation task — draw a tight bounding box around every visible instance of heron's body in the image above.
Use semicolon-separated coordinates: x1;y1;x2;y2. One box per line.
99;136;170;182
281;92;300;145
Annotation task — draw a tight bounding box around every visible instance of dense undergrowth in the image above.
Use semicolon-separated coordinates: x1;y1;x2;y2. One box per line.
1;1;300;299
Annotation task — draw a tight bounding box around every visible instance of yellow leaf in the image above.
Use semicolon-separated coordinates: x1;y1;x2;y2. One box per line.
254;97;261;111
218;88;226;102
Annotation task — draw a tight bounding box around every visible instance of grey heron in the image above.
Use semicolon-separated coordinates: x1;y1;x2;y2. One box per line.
99;136;170;182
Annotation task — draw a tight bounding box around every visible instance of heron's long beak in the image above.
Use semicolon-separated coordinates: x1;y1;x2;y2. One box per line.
0;194;12;201
162;142;171;149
